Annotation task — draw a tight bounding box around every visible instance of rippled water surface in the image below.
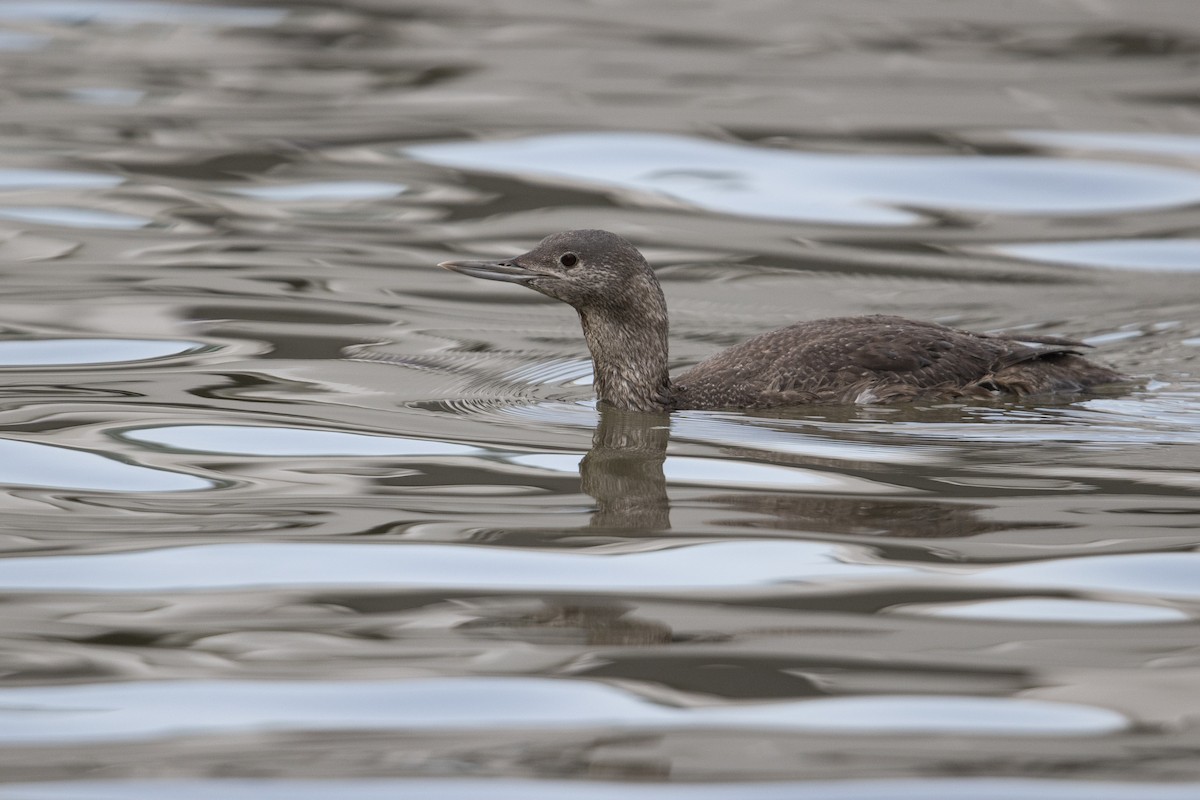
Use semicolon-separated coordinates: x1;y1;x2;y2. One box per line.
2;1;1200;797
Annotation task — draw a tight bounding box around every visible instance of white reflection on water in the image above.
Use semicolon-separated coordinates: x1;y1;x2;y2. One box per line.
880;399;1200;446
662;456;874;491
509;453;891;493
124;425;483;457
990;239;1200;272
407;132;1200;225
1011;130;1200;158
0;1;287;26
0;439;212;492
493;404;934;467
0;677;1127;743
985;552;1200;599
0;338;202;367
0;31;48;50
0;541;915;592
0;169;121;189
68;87;145;105
228;181;406;201
0;206;149;229
3;778;1199;800
893;598;1189;624
4;542;1198;602
672;412;937;465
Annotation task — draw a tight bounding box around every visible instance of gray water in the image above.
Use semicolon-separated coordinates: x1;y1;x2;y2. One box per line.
1;1;1199;797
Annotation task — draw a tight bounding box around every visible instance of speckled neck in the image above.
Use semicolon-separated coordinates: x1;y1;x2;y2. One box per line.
578;305;673;413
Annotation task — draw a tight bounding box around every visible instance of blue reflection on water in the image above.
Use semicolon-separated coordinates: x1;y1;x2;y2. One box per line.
510;452;890;493
1012;130;1200;158
123;425;482;457
0;1;286;26
0;540;915;592
0;677;1126;743
0;439;212;492
895;597;1188;624
0;338;202;366
0;169;120;189
407;132;1200;225
68;87;145;106
0;30;48;50
228;181;406;201
988;552;1200;598
4;543;1197;602
0;206;149;229
992;239;1200;272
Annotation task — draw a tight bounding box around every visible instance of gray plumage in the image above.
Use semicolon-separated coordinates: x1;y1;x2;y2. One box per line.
440;229;1126;412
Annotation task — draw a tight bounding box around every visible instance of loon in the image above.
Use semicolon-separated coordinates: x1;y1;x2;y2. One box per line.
440;229;1125;412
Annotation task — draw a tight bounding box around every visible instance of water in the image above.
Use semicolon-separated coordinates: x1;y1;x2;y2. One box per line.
0;0;1199;796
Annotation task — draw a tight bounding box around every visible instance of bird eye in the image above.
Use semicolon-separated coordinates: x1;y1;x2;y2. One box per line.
559;253;578;268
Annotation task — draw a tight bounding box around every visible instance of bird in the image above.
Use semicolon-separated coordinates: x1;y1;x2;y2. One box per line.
439;229;1126;412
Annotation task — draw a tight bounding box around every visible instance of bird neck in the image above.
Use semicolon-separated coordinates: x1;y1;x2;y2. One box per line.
578;305;673;413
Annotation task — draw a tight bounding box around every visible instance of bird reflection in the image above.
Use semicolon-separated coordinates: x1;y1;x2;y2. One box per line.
579;406;1003;538
579;407;671;530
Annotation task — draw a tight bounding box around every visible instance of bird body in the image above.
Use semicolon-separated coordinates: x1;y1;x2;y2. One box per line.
440;230;1125;412
671;314;1118;409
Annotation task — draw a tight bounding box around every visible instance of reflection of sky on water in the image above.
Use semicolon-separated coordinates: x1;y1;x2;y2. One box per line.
893;597;1188;624
990;239;1200;272
3;542;1199;605
0;207;149;229
228;181;405;202
0;31;48;50
407;133;1200;225
0;541;916;592
510;453;887;493
0;169;121;189
671;412;935;465
0;338;201;367
987;552;1200;599
0;677;1126;743
0;439;212;492
124;424;482;457
1011;130;1200;158
882;398;1200;446
0;1;286;26
67;87;145;106
122;425;900;494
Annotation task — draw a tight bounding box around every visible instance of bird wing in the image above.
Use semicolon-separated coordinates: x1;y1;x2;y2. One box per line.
674;315;1090;406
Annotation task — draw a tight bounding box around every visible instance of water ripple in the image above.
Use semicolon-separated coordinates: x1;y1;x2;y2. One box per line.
990;239;1200;272
0;169;121;190
892;598;1189;624
0;540;915;592
0;206;150;229
228;182;406;202
2;778;1197;800
0;678;1126;743
5;541;1197;605
0;438;213;493
0;338;204;367
407;132;1200;225
0;1;287;26
510;453;897;494
123;425;483;457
